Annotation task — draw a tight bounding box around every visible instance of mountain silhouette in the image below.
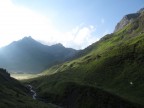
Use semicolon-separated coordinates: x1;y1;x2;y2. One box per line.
0;36;77;73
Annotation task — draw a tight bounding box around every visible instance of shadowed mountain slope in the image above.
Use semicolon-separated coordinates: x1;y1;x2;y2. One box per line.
0;68;59;108
0;36;77;73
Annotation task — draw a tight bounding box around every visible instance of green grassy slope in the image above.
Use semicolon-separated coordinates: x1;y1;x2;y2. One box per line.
26;12;144;107
0;68;60;108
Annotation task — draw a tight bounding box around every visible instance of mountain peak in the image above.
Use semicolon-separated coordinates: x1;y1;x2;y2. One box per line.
137;8;144;13
0;37;77;73
114;8;143;32
24;36;32;38
18;36;41;45
21;36;34;41
52;43;64;47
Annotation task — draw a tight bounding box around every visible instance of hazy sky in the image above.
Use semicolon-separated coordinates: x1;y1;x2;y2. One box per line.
0;0;143;49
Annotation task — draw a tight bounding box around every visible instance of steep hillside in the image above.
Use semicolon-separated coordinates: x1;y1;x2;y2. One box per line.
0;36;77;73
26;9;144;107
0;68;59;108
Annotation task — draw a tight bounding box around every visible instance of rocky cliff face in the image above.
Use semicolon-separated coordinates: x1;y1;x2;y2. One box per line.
114;8;144;32
137;8;144;13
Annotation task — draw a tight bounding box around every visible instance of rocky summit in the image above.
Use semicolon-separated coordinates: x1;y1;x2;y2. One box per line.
114;8;144;32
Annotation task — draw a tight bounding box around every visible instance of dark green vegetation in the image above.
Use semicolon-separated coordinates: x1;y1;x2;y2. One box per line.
0;68;60;108
0;36;77;73
25;9;144;107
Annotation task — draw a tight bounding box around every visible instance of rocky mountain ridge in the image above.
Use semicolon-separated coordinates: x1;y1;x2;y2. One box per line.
114;8;144;32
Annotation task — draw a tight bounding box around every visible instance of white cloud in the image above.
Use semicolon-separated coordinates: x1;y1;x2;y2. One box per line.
70;25;97;49
40;25;98;49
0;0;98;49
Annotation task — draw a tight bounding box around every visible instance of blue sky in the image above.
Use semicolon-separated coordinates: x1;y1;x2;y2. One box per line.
0;0;143;49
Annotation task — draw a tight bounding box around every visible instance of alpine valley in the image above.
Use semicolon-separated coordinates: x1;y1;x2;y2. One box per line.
0;8;144;108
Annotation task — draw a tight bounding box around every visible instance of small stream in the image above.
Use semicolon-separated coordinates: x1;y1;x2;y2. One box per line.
27;84;37;100
26;84;62;108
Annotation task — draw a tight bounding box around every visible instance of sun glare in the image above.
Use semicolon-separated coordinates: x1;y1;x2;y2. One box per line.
0;0;97;49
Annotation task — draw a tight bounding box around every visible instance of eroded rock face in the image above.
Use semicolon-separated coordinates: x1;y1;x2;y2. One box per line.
114;8;144;33
114;13;139;33
137;8;144;13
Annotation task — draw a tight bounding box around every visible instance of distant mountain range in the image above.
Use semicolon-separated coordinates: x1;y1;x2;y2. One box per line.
0;36;77;73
